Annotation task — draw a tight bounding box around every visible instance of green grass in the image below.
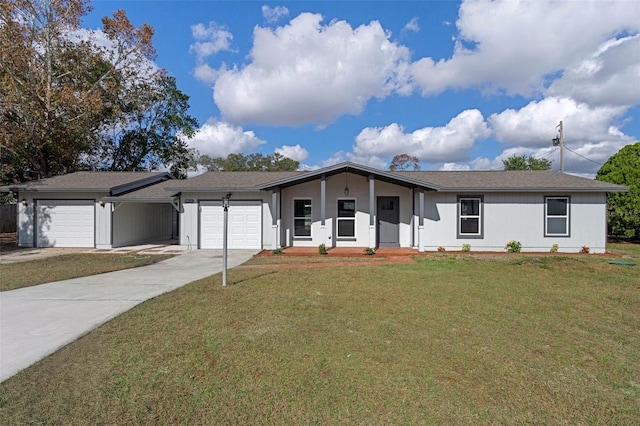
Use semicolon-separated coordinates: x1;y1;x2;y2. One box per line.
1;247;639;424
608;241;640;259
0;253;175;291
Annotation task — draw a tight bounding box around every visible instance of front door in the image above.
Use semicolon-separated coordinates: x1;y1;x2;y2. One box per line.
377;196;399;247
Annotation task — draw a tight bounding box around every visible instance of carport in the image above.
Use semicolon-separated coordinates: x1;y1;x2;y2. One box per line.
101;180;181;249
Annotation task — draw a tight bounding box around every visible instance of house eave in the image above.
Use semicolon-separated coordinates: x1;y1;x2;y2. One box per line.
165;187;262;193
437;186;630;193
110;173;174;196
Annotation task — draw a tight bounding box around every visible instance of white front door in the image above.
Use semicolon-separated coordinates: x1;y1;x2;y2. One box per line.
200;201;262;249
36;200;95;247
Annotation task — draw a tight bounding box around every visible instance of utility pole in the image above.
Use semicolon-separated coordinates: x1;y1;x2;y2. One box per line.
222;193;231;286
552;120;564;173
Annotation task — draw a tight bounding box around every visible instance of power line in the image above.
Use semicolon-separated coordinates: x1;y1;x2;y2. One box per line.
564;146;604;166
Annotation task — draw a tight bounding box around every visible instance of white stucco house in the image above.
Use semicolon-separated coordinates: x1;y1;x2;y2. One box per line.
3;172;178;249
2;162;628;253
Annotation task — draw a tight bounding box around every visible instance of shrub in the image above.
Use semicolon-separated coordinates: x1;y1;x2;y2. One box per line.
550;244;559;253
437;246;446;252
462;243;471;252
581;245;590;254
506;240;522;253
363;247;376;255
272;247;283;255
318;243;327;255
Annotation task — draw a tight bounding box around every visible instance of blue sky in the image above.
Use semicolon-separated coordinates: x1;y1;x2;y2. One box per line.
84;0;640;176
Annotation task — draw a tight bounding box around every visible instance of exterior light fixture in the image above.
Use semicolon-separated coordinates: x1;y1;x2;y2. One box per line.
344;168;349;196
99;200;105;207
21;198;27;206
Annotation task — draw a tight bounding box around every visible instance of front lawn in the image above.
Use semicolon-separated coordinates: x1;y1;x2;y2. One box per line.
0;253;174;291
0;248;638;424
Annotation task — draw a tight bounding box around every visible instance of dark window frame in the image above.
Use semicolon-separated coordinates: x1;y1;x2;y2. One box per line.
457;195;484;239
293;198;312;238
544;196;571;237
337;198;356;238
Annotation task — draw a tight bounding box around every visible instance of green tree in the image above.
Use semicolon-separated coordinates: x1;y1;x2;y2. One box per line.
199;153;299;172
89;75;198;179
0;1;197;183
596;142;640;239
502;154;552;170
1;0;106;183
389;154;421;171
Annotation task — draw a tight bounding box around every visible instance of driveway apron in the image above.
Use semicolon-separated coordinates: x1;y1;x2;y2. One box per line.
0;250;255;382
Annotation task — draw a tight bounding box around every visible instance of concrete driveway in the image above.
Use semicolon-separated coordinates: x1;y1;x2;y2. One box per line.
0;249;255;382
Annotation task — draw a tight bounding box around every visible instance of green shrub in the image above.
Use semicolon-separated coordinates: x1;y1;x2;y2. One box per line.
363;247;376;255
318;243;327;255
462;243;471;252
272;247;284;255
550;244;559;253
506;240;522;253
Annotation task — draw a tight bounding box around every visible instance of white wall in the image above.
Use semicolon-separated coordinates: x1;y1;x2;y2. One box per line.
422;192;608;253
95;202;112;248
16;191;105;248
179;191;273;249
280;174;413;248
112;203;174;248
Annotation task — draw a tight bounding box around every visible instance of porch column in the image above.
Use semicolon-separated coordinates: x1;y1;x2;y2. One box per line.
418;188;426;252
320;174;327;245
368;174;376;248
271;188;280;248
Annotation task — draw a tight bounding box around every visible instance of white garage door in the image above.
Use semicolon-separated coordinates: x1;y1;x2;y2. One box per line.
200;201;262;249
36;200;95;247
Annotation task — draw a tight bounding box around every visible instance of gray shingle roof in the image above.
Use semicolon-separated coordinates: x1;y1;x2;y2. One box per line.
392;170;628;192
1;171;172;195
2;164;628;199
102;180;179;202
165;171;302;192
165;165;627;193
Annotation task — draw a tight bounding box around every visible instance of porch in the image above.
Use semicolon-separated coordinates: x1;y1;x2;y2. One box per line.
262;246;420;257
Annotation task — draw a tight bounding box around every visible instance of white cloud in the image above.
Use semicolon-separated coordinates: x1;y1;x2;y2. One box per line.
189;22;233;83
410;0;640;97
403;17;420;33
467;97;637;176
184;118;266;158
440;162;470;171
547;34;640;107
193;63;220;84
213;13;411;126
262;5;289;23
275;144;308;162
190;22;233;60
352;109;491;163
489;97;631;147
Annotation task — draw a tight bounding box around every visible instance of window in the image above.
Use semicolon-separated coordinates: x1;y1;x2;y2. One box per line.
337;199;356;238
458;196;483;238
545;196;570;236
294;199;312;237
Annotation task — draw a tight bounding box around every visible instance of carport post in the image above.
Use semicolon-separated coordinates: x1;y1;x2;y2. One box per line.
222;193;232;286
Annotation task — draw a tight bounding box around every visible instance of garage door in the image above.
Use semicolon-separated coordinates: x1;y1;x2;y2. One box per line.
36;200;95;247
200;201;262;249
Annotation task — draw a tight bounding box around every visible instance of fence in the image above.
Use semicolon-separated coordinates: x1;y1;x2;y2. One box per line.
0;204;17;233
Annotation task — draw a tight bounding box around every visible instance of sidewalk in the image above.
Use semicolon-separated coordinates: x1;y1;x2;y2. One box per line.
0;249;255;382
